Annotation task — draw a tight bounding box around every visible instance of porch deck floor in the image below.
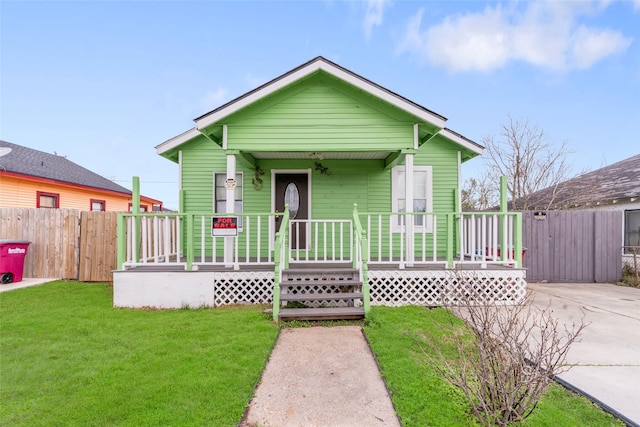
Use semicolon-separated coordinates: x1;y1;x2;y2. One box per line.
120;258;522;273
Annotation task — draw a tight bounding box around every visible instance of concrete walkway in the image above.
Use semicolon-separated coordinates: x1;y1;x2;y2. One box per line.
528;282;640;426
240;326;400;427
0;277;58;293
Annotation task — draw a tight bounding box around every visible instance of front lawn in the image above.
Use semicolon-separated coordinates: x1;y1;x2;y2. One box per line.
0;281;278;426
363;305;624;426
1;283;623;426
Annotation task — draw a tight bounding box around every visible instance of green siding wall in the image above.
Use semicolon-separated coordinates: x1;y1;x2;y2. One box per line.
226;81;414;152
180;138;459;259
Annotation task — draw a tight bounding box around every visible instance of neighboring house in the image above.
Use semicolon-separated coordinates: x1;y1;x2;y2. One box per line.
114;57;526;317
0;140;162;212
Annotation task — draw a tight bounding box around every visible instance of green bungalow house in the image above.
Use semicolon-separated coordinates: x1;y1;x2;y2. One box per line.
114;57;525;320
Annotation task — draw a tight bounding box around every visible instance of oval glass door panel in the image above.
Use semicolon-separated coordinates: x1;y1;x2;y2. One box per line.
284;183;300;219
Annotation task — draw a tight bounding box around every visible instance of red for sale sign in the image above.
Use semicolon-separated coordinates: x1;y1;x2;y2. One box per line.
212;216;238;236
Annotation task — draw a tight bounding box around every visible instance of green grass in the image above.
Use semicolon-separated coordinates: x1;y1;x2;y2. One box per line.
1;284;624;426
0;281;279;427
363;305;624;427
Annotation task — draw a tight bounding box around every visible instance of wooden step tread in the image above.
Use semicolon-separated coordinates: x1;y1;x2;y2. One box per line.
280;279;362;287
280;292;363;301
284;267;358;275
278;307;365;320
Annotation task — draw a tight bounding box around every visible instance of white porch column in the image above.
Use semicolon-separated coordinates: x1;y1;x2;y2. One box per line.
405;152;414;266
224;153;236;266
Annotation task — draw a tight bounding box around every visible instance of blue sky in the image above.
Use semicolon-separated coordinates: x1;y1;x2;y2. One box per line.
1;0;638;210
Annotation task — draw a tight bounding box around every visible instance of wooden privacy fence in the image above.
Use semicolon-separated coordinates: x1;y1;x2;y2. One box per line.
0;208;117;282
522;210;623;283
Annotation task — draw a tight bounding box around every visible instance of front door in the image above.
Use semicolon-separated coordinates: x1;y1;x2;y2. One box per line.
275;173;309;249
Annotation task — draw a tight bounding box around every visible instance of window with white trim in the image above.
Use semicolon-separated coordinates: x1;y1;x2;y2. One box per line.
391;165;433;232
214;172;243;228
90;199;106;211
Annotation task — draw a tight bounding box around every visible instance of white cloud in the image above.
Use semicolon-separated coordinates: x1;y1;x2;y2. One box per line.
200;87;229;111
635;0;640;12
398;1;632;73
570;25;632;69
363;0;391;40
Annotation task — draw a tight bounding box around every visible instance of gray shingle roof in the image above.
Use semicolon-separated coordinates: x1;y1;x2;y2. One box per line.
527;154;640;209
0;140;131;194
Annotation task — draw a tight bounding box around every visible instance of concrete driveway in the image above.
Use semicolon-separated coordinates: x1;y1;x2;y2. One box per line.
528;282;640;426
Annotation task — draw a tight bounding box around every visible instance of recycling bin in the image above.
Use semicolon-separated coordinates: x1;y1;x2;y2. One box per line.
0;240;31;284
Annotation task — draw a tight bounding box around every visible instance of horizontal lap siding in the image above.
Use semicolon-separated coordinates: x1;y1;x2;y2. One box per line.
181;78;462;259
182;138;278;258
0;175;135;211
227;83;413;152
416;139;459;256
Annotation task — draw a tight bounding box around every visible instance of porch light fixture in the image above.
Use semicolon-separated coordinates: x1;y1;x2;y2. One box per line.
315;161;331;175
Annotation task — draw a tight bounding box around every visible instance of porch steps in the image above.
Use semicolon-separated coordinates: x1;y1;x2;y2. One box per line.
278;307;365;321
276;264;365;321
280;292;362;302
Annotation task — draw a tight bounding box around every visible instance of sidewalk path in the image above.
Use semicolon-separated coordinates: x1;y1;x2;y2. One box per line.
240;326;400;427
0;278;57;293
528;282;640;426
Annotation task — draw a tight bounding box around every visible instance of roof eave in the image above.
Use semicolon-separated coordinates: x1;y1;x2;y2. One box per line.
156;128;200;157
440;128;484;157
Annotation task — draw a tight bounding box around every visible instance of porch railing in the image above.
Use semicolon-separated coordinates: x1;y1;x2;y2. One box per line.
272;206;290;320
358;211;443;268
457;212;523;268
288;219;353;263
117;210;523;270
117;212;282;270
352;204;370;314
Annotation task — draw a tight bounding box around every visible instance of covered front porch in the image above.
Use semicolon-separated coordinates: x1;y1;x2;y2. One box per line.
114;197;526;320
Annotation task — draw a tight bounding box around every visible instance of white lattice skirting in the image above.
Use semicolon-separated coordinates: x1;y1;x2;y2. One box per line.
213;271;274;306
114;269;526;309
369;270;527;306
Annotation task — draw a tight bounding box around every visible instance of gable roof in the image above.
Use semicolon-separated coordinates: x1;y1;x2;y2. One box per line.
194;56;447;130
526;154;640;209
0;140;132;194
157;56;483;157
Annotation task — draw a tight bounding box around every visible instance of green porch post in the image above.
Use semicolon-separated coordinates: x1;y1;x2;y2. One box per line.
361;231;370;315
272;234;281;321
179;189;186;261
500;176;508;263
446;213;454;268
514;212;523;268
186;213;194;271
179;189;186;213
454;188;461;256
500;175;508;213
116;214;126;270
132;177;140;263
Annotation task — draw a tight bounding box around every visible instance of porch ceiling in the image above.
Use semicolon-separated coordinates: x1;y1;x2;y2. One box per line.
250;151;390;160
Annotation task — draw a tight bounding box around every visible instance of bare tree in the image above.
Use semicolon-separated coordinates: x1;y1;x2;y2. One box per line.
482;116;572;210
421;280;586;426
461;172;497;211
